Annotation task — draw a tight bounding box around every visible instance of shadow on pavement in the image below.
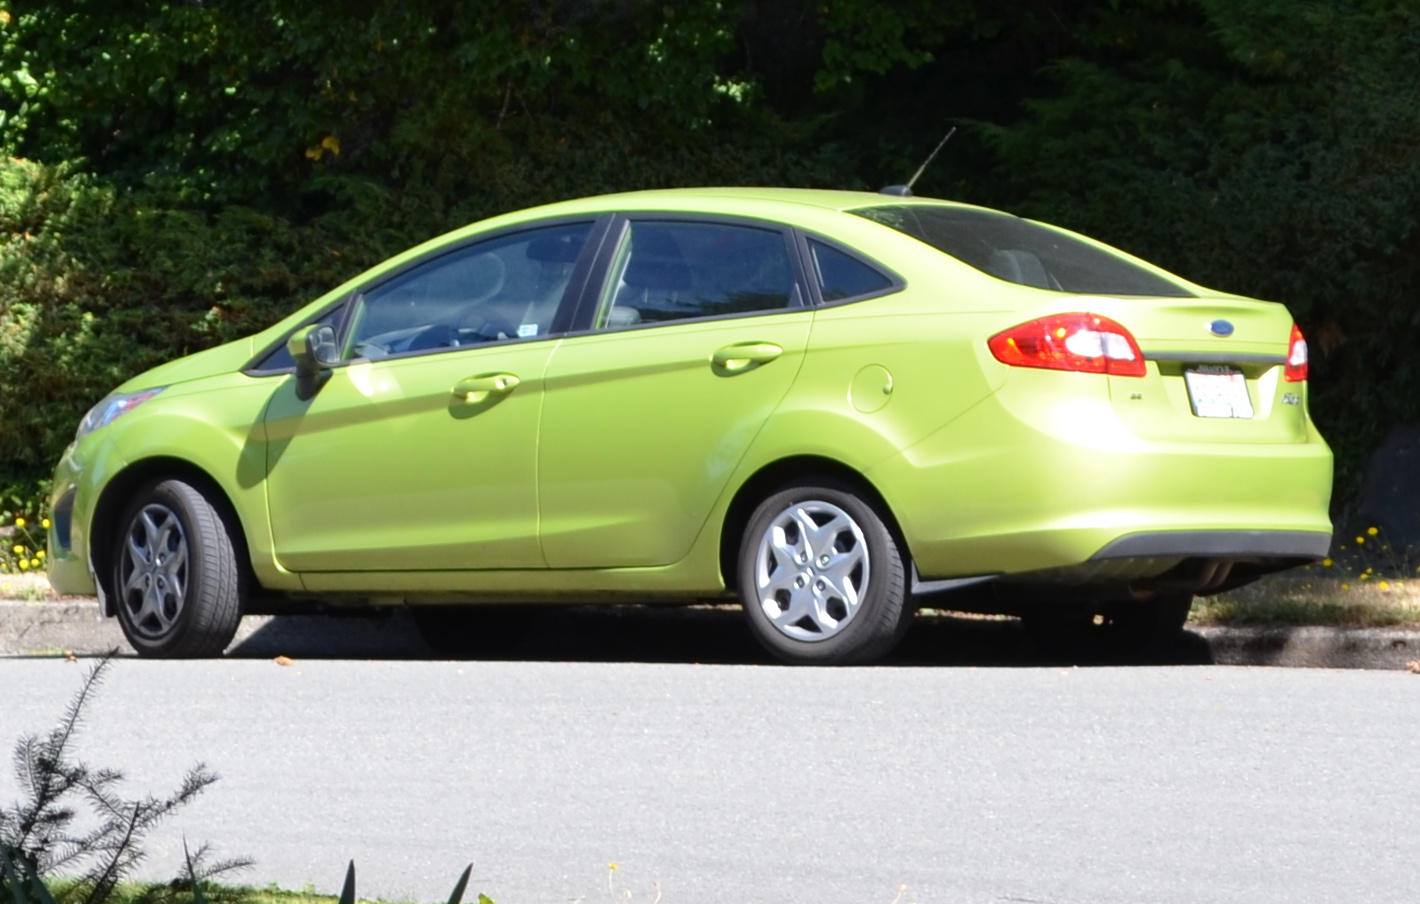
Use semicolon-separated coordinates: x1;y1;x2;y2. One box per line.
227;605;1216;667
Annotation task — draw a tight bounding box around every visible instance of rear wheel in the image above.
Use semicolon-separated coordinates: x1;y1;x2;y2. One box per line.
737;481;910;665
112;479;244;658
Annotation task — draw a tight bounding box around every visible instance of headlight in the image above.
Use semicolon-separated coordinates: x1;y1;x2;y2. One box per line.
75;388;166;442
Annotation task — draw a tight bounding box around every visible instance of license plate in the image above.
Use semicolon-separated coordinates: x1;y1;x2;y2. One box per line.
1184;366;1253;418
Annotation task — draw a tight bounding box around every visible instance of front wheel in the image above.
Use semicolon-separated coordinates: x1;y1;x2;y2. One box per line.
112;479;244;657
737;481;910;665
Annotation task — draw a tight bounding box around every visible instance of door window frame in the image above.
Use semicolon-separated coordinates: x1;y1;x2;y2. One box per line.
562;213;816;336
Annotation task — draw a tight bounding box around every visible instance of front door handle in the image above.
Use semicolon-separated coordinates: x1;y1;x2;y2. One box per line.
453;373;521;403
711;342;783;373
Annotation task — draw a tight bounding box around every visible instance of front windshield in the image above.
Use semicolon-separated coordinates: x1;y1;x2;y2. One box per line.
853;205;1195;297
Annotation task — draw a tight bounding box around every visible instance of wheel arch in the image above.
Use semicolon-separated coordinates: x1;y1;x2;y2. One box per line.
718;455;909;594
90;457;255;616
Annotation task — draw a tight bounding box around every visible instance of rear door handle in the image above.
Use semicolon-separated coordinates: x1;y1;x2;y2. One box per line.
453;373;521;403
711;342;783;373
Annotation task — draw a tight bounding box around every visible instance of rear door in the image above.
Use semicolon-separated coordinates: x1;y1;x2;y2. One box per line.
537;216;813;568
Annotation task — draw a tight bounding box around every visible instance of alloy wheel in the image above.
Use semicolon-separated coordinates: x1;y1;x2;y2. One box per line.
118;503;191;639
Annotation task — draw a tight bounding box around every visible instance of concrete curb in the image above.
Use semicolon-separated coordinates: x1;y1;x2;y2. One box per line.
4;598;1420;669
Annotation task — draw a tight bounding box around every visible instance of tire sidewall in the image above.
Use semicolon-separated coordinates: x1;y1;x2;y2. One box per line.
737;481;908;665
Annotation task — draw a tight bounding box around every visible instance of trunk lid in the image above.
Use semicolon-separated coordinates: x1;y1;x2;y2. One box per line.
1091;295;1309;445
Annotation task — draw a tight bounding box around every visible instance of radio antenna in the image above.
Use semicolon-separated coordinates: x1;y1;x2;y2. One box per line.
880;126;957;197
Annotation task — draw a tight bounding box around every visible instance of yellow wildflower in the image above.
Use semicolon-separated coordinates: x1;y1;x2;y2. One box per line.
17;559;28;570
13;517;23;527
41;518;50;529
1321;558;1333;567
36;550;44;559
11;544;21;554
1355;536;1365;545
1368;526;1379;536
1379;581;1391;590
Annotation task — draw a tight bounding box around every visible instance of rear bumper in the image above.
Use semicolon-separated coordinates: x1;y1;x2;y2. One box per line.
1092;529;1331;560
869;376;1333;583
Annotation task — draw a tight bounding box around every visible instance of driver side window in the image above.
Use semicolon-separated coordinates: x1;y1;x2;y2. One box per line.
346;221;592;360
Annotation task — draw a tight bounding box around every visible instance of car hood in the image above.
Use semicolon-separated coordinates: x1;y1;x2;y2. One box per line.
115;336;257;393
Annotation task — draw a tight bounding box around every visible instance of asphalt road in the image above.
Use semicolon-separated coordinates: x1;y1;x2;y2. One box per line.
1;657;1417;904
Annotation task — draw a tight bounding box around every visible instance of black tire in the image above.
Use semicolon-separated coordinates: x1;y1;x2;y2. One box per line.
111;479;243;658
737;481;910;665
408;605;539;659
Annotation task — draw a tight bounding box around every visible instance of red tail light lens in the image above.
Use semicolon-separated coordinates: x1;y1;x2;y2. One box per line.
1284;323;1308;382
988;313;1146;377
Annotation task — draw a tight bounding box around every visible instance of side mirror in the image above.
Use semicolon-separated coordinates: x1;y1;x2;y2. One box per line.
287;325;338;400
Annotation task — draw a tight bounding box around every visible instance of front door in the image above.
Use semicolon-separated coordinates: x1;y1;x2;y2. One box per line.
262;221;594;572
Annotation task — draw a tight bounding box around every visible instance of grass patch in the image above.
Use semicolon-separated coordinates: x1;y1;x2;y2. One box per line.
103;885;342;904
1195;579;1420;627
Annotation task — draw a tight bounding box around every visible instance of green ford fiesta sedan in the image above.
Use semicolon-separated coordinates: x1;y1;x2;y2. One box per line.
47;187;1333;663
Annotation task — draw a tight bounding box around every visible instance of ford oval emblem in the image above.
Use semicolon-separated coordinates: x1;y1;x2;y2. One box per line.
1208;319;1235;337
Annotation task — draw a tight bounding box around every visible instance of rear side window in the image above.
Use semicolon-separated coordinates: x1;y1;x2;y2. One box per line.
809;239;894;302
597;220;798;328
853;205;1194;297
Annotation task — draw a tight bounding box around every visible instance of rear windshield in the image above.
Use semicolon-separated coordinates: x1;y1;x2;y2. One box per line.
852;205;1194;297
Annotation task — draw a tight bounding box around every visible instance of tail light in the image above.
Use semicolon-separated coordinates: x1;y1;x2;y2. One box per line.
1284;323;1308;382
988;313;1146;377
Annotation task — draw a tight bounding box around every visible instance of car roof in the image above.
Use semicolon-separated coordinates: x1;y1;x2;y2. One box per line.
506;186;994;220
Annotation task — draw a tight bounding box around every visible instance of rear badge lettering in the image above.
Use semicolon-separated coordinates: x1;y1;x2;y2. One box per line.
1282;393;1301;405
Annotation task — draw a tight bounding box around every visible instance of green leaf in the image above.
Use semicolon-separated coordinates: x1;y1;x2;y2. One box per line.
183;839;207;904
337;861;356;904
24;873;55;904
1;846;29;904
446;865;471;904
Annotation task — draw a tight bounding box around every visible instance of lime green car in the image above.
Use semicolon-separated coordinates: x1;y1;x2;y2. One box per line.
47;187;1332;663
